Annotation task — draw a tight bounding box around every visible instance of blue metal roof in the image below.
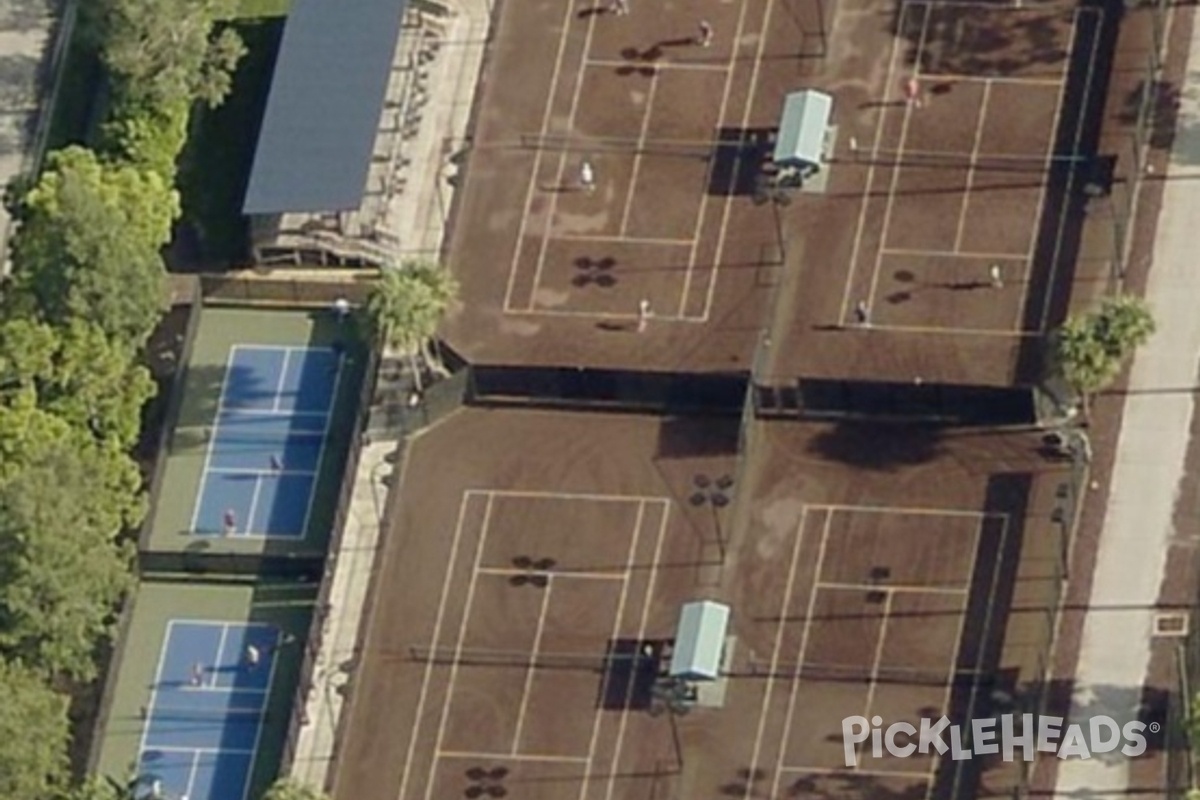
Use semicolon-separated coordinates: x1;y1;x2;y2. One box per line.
242;0;409;215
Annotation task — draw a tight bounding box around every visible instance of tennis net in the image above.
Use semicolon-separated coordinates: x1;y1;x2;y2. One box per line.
740;659;989;687
169;425;325;452
408;645;656;672
863;148;1092;174
519;133;745;160
145;706;266;722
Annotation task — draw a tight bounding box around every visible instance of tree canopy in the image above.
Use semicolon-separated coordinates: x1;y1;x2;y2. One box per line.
0;319;156;450
86;0;245;111
6;147;176;349
0;658;71;800
0;440;139;680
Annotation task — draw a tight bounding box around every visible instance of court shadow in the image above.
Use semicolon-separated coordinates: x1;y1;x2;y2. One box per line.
599;638;660;710
807;422;945;471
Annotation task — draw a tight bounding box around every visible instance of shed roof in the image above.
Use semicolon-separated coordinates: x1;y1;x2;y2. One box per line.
669;600;730;681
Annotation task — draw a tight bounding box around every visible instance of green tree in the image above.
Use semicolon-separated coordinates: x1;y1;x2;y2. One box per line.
0;438;139;680
366;261;459;389
0;658;71;799
1051;294;1155;414
0;319;156;450
86;0;244;110
263;777;332;800
6;147;177;349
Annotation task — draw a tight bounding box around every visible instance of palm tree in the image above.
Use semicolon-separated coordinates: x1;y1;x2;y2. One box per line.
1051;294;1155;417
366;260;458;391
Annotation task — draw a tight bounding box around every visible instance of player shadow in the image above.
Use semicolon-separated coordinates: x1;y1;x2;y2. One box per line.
572;256;619;288
883;269;998;306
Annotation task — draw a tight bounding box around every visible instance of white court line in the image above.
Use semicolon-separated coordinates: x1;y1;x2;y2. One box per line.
501;0;582;313
816;581;969;596
866;5;934;314
184;750;202;800
188;348;238;534
691;0;772;321
271;348;291;413
510;307;692;322
487;488;670;504
1030;8;1095;334
525;11;607;312
476;566;625;581
778;765;930;780
745;506;809;800
510;578;555;754
923;72;1065;87
838;1;917;325
674;0;752;320
936;517;1005;800
241;628;281;800
768;511;833;799
211;624;231;688
602;502;670;800
207;467;318;478
859;589;897;739
396;491;482;800
244;477;264;539
622;72;661;239
880;247;1025;261
577;499;646;800
138;620;180;759
552;234;694;246
584;57;729;72
437;750;591;764
953;80;993;253
422;494;496;800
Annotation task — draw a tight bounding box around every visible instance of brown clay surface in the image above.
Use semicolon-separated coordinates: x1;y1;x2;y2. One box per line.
442;0;1107;387
333;410;1073;800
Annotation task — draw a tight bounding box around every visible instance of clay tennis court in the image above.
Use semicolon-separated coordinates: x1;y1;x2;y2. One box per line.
443;0;802;372
759;0;1108;387
331;410;1071;800
441;0;1108;386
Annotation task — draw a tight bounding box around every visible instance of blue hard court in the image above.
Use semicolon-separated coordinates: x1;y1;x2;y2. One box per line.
138;621;280;800
192;346;341;538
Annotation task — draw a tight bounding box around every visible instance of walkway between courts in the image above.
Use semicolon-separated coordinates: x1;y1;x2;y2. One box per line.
1053;12;1200;799
286;0;492;786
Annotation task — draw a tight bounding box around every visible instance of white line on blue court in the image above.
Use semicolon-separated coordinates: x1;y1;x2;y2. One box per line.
211;624;231;688
189;349;238;534
272;349;292;413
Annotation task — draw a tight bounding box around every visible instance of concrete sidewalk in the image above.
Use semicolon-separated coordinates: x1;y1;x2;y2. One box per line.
1053;11;1200;798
